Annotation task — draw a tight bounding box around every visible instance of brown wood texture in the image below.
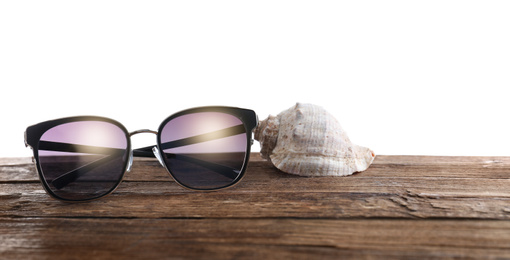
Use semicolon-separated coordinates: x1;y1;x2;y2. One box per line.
1;154;510;259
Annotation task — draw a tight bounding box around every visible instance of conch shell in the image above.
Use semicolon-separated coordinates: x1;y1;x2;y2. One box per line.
254;103;375;176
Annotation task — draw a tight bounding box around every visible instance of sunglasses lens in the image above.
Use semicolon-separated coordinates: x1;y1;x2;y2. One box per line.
37;121;128;201
159;112;249;190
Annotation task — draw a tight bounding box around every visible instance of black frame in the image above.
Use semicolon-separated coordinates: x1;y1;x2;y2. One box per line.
25;116;132;202
157;106;258;191
24;106;258;201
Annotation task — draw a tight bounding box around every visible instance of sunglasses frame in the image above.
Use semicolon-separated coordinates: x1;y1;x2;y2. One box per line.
25;106;258;201
156;106;258;191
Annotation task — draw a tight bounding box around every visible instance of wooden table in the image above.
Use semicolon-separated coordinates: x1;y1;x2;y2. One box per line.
1;154;510;259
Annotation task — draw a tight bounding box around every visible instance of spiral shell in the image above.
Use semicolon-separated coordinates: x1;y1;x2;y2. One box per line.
254;103;375;176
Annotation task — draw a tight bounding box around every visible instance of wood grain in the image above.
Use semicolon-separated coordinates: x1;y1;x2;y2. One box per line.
1;154;510;259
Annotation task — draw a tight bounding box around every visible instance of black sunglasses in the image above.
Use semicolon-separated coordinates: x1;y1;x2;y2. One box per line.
24;106;258;201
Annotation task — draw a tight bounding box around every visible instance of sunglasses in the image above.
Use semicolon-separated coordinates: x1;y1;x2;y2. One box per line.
24;106;258;201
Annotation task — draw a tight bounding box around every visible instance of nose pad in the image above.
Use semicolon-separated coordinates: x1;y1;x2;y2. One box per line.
126;150;134;172
152;147;166;167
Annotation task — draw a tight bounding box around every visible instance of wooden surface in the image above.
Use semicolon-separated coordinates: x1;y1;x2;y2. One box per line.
1;154;510;259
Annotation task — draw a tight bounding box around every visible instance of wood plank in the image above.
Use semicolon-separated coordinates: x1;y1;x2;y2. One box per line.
2;155;510;258
1;155;510;219
2;182;510;219
1;217;509;259
3;155;510;182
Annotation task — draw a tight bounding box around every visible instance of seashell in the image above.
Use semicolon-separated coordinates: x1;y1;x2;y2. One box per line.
254;103;375;177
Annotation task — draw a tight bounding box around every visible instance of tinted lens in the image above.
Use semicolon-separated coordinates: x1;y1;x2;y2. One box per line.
37;121;128;201
159;112;249;190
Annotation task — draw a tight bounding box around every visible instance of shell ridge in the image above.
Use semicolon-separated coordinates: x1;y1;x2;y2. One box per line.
255;103;375;177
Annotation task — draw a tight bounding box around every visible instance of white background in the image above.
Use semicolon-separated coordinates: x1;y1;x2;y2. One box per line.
1;1;509;158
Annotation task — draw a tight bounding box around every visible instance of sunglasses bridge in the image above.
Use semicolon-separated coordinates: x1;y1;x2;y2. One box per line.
127;129;165;172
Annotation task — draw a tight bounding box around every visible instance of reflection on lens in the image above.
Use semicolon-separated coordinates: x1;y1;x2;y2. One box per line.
38;121;128;201
159;112;248;190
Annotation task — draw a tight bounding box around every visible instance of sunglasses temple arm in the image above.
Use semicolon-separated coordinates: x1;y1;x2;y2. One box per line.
51;153;121;190
50;146;239;189
159;124;246;150
133;124;247;156
164;153;240;179
132;146;239;179
43;124;249;189
61;124;246;159
38;141;118;155
132;146;155;157
36;141;124;190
